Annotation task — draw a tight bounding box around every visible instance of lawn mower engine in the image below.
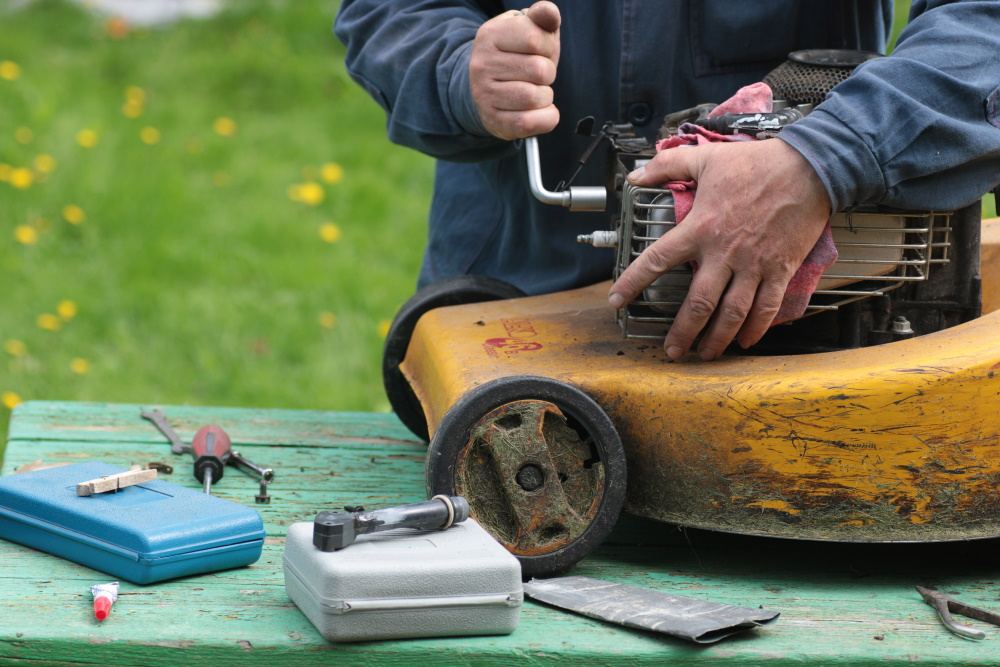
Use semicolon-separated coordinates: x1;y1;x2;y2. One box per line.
543;49;981;351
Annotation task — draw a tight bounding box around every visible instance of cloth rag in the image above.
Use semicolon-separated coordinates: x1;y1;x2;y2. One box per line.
654;82;836;325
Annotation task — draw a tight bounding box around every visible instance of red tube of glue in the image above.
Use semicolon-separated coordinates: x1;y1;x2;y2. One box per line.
91;582;119;620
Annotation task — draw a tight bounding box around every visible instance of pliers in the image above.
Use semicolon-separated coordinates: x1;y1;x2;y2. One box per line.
916;586;1000;640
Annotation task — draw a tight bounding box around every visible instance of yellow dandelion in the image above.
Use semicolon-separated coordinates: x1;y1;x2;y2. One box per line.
9;168;34;190
63;204;86;225
70;358;91;374
0;60;20;81
57;300;78;320
33;154;56;174
122;100;143;118
321;162;344;184
3;339;27;357
319;312;338;328
15;225;38;245
105;16;129;39
37;313;61;331
0;164;10;181
319;222;342;244
2;392;22;410
213;117;237;137
125;85;146;104
298;181;325;206
377;319;392;338
212;171;230;187
76;129;99;148
15;127;33;144
140;127;160;144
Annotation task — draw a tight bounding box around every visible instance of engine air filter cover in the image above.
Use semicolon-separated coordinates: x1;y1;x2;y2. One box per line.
764;49;883;106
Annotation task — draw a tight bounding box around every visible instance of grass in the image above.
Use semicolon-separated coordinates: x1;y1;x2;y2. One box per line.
1;2;995;462
0;0;434;455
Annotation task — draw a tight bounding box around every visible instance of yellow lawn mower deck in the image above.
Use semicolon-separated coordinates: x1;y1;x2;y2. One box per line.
382;218;1000;578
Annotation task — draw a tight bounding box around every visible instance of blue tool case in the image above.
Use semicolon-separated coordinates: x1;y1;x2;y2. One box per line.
0;461;265;584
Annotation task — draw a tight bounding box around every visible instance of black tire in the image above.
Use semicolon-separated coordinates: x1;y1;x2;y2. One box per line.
382;275;526;442
426;375;627;578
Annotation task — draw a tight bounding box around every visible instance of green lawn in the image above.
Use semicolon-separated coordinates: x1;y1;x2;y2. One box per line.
0;1;434;454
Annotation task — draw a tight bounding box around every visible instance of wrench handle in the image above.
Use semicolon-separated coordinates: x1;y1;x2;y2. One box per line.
141;410;189;455
229;450;274;482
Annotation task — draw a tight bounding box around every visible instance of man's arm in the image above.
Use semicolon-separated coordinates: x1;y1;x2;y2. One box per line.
779;0;1000;213
334;0;560;162
611;0;1000;361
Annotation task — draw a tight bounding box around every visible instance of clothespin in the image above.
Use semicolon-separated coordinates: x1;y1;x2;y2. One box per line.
916;586;1000;640
76;469;158;496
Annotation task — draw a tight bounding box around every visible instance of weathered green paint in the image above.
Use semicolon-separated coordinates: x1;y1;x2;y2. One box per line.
3;400;1000;666
9;401;417;447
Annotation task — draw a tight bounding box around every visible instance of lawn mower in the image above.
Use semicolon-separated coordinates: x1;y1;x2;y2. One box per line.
382;51;1000;578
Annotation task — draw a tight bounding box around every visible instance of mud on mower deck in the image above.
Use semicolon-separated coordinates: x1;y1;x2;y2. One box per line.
386;219;1000;577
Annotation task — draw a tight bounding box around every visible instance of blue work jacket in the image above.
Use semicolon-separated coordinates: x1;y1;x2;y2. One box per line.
335;1;1000;295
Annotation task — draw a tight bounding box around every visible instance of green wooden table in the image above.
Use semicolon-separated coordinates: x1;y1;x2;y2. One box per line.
2;401;999;666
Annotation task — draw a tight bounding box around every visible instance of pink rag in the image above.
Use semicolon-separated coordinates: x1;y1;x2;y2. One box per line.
653;82;836;325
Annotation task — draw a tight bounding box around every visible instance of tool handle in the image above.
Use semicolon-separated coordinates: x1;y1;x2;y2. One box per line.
360;496;470;535
916;585;996;640
190;425;231;484
229;450;274;482
140;410;190;455
313;496;470;551
930;599;987;640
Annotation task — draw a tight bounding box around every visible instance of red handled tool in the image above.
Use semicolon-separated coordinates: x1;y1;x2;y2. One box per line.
140;410;276;498
190;425;231;495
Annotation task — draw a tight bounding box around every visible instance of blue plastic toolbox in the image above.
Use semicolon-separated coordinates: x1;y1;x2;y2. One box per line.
0;461;265;584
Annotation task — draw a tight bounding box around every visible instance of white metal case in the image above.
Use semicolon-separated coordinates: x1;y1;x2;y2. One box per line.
282;518;522;642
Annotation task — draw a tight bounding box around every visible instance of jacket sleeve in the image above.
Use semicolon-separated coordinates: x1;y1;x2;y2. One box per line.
779;0;1000;212
334;0;518;162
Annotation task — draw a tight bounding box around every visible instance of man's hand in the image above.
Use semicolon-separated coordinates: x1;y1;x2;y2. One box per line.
608;139;832;361
469;1;561;140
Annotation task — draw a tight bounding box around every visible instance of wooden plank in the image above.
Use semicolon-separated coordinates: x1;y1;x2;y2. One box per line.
3;401;1000;666
7;401;420;447
3;537;999;666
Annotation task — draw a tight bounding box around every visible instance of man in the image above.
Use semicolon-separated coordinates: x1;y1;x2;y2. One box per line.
335;1;1000;360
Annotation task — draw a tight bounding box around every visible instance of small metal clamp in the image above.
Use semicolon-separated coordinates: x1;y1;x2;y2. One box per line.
916;586;1000;640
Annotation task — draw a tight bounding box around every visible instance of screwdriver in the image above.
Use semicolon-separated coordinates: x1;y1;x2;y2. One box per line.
190;425;231;494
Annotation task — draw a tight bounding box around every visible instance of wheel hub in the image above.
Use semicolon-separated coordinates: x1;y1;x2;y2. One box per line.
455;400;606;556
